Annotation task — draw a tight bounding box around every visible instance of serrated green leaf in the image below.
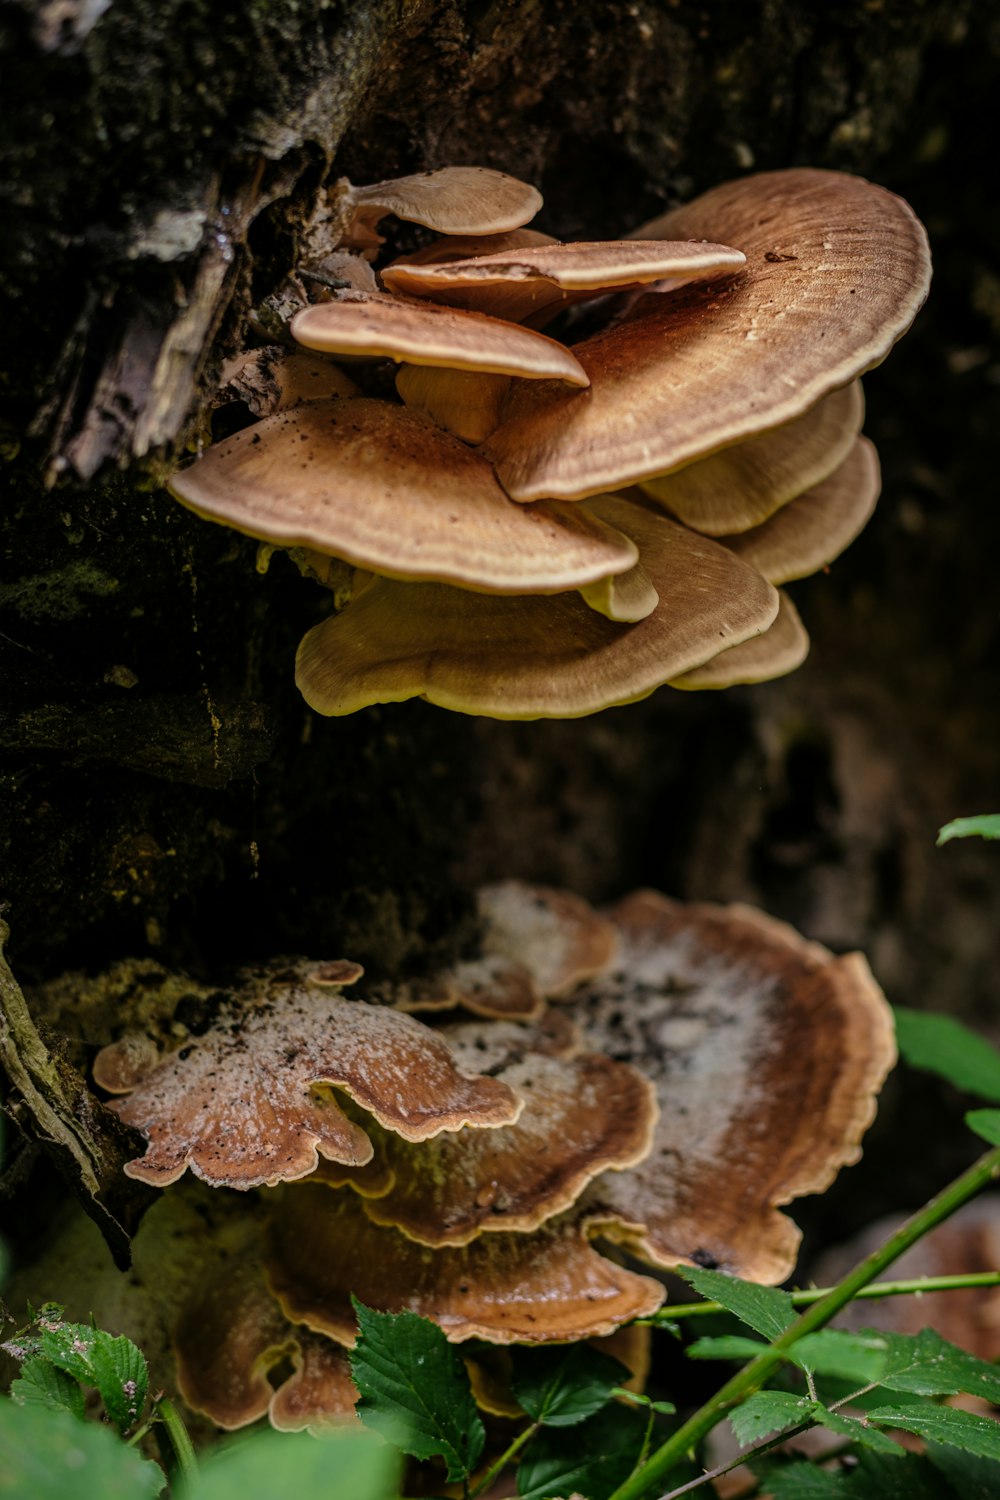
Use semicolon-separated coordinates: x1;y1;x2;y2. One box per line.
10;1356;86;1419
678;1267;796;1340
874;1328;1000;1402
509;1344;628;1427
0;1400;164;1498
893;1009;1000;1100
925;1440;1000;1499
788;1330;887;1383
89;1331;149;1434
937;814;1000;844
686;1334;770;1362
38;1321;101;1384
517;1404;649;1500
730;1390;809;1446
349;1301;483;1481
867;1404;1000;1460
808;1403;901;1455
182;1427;400;1500
966;1107;1000;1145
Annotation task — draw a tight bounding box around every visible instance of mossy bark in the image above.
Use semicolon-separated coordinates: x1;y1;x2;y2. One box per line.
2;0;999;1242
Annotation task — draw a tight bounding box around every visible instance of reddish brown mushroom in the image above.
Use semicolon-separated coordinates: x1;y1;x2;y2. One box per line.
95;967;522;1189
573;891;896;1282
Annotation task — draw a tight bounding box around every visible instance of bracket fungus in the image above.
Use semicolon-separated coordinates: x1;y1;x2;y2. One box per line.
166;162;929;719
94;965;521;1189
54;883;900;1430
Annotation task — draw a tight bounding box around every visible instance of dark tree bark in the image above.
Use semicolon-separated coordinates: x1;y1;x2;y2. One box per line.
2;0;999;1248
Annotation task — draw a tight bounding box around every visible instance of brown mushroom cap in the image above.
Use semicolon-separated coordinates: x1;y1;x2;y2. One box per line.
382;954;546;1021
483;169;931;500
721;436;880;583
169;398;639;595
575;891;896;1282
579;561;659;623
100;976;522;1189
477;881;619;998
336;167;543;242
291;291;588;383
268;1335;360;1433
394;364;510;444
295;493;779;720
638;382;865;536
383;238;746;296
360;1046;657;1245
173;1230;359;1432
381;239;745;323
671;590;809;689
174;1254;298;1430
267;1183;664;1344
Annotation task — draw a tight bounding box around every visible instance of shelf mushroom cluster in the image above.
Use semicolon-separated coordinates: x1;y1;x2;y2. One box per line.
89;881;896;1431
170;164;930;720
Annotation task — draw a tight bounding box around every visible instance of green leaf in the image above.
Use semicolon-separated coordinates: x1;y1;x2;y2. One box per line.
866;1404;1000;1460
764;1464;849;1499
88;1331;149;1434
729;1390;809;1446
875;1328;1000;1402
966;1107;1000;1145
183;1427;401;1500
847;1448;963;1500
925;1441;1000;1499
31;1321;149;1433
38;1321;102;1384
686;1334;770;1362
937;814;1000;844
517;1404;649;1500
678;1267;796;1340
0;1400;164;1498
893;1008;1000;1100
509;1344;628;1426
808;1403;901;1455
787;1330;887;1383
349;1301;483;1482
10;1357;86;1419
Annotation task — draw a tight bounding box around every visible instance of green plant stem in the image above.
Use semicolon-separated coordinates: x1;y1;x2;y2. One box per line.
467;1420;539;1500
607;1144;1000;1500
156;1398;199;1487
641;1270;1000;1325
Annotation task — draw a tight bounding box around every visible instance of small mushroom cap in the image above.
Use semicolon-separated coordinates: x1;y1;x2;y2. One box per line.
579;560;659;623
483;169;931;500
100;976;521;1189
339;167;543;238
173;1235;359;1432
382;238;746;296
381;954;546;1021
638;382;865;536
174;1254;296;1430
576;891;897;1282
671;591;809;690
291;291;589;384
169;398;638;595
477;881;619;998
721;436;880;583
388;227;558;267
268;1335;360;1433
267;1183;664;1344
295;494;779;720
394;364;510;444
361;1047;658;1245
